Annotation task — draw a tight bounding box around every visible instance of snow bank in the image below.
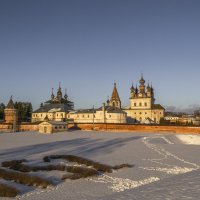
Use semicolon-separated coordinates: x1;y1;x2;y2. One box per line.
176;135;200;145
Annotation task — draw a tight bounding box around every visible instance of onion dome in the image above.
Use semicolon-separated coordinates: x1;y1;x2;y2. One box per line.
106;96;110;105
51;88;55;100
139;74;145;85
135;85;138;94
147;82;151;92
64;88;68;100
57;82;62;98
151;83;154;93
130;83;135;92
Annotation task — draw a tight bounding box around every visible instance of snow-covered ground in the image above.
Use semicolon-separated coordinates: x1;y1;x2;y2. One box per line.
176;134;200;145
0;131;200;200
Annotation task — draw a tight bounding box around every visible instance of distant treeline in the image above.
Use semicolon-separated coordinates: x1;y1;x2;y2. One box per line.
0;102;32;122
0;103;5;120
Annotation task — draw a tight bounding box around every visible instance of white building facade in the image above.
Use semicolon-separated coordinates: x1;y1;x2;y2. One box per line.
123;75;165;124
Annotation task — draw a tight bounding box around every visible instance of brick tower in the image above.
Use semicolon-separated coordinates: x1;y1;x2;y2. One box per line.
4;96;18;132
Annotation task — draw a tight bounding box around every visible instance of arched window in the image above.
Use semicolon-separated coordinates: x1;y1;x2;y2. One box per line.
139;102;142;106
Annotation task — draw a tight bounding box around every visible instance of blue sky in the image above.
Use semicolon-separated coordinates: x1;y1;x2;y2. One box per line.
0;0;200;112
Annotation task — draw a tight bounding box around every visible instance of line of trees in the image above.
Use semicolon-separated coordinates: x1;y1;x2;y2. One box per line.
0;103;5;120
14;102;33;122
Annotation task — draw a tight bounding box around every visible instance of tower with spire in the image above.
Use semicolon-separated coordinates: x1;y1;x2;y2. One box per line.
109;82;121;109
4;96;18;132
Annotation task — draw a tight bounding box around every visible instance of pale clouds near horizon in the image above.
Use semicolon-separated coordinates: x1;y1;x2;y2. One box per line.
165;104;200;114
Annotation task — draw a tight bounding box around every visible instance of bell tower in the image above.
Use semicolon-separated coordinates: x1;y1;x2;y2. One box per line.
109;82;121;108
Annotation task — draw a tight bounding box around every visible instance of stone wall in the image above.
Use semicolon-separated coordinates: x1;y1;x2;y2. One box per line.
0;123;13;132
19;124;39;132
69;123;200;134
1;122;200;134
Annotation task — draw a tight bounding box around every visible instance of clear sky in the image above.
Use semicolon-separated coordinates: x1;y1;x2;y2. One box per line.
0;0;200;112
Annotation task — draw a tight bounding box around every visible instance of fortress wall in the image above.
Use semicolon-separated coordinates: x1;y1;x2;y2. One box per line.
1;122;200;134
0;124;13;132
68;123;200;134
19;124;39;131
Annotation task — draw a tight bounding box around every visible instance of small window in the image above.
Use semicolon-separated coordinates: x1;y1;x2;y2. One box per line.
82;115;84;118
145;103;147;106
140;112;142;115
139;103;142;106
41;114;42;117
134;103;136;106
88;115;89;118
55;126;57;129
109;115;111;118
